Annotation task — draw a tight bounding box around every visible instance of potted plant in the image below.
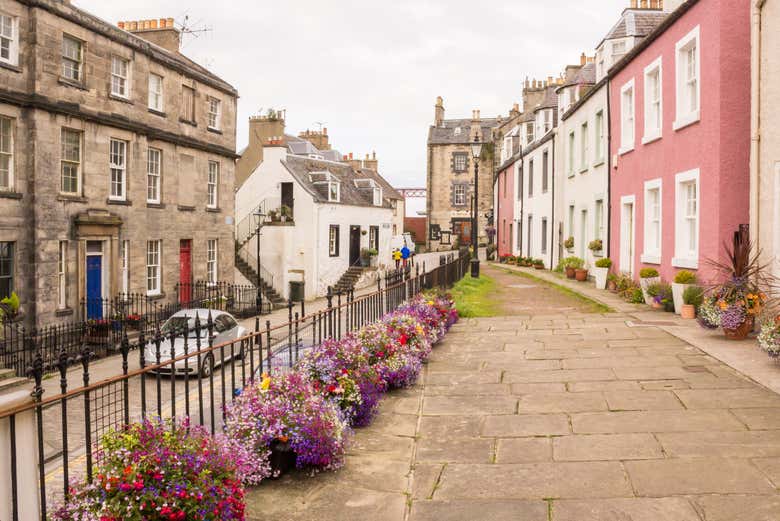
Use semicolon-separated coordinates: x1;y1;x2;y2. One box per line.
758;317;780;359
654;282;674;312
564;236;574;252
0;291;21;323
533;258;545;270
593;258;612;289
366;248;379;267
268;209;279;222
606;273;618;292
359;248;371;267
588;239;603;256
499;253;510;264
280;205;292;223
671;270;697;315
646;282;662;309
639;267;660;304
575;265;589;282
562;256;584;279
681;285;704;319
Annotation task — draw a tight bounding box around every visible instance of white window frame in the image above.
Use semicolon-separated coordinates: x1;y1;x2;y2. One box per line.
526;122;534;145
611;40;627;64
60;128;81;195
328;181;340;202
594;110;605;165
541;218;548;255
453;153;467;172
58;241;67;309
329;225;340;257
109;139;127;201
207;97;221;130
110;56;130;99
120;240;129;294
0;12;19;66
594;198;605;242
0;116;13;191
673;168;700;269
619;79;635;155
641;178;662;264
147;147;161;204
568;205;575;238
146;240;161;296
454;184;466;206
580;121;589;172
148;73;164;112
372;186;383;206
207;239;218;284
61;35;83;82
207;161;219;208
674;25;701;131
567;131;575;177
620;194;636;275
642;57;663;144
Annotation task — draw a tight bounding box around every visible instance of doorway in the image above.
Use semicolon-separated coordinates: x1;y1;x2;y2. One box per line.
85;240;104;319
179;239;192;303
349;225;361;266
281;182;294;219
620;196;635;275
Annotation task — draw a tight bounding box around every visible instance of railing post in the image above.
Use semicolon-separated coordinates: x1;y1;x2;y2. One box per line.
287;299;293;368
326;286;333;339
120;331;130;425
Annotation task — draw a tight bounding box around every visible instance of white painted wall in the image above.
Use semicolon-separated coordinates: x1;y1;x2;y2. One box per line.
522;137;556;268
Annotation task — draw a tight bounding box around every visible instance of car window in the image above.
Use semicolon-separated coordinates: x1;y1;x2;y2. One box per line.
222;315;238;331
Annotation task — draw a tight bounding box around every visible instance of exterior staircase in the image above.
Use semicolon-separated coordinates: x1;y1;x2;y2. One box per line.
333;266;368;294
235;251;286;310
0;368;29;394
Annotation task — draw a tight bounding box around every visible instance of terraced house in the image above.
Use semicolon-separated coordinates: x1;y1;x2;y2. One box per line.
0;0;238;326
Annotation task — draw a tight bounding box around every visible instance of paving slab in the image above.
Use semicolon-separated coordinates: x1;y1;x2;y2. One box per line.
553;497;702;521
571;410;747;434
482;414;572;437
495;437;553;463
410;499;549;521
553;433;663;461
419;415;483;440
423;395;517;415
731;407;780;429
674;388;780;409
694;495;780;521
567;380;641;392
657;430;780;458
416;437;494;464
510;382;568;394
516;391;608;413
604;390;685;411
753;457;780;485
504;368;616;383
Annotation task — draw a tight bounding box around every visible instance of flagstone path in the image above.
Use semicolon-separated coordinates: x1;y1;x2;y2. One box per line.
246;264;780;521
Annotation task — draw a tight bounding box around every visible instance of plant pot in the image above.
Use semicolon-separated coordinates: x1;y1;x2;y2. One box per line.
607;280;617;292
671;283;691;316
639;276;660;306
681;304;696;319
593;267;609;289
534;264;545;270
575;269;588;282
269;439;296;476
651;301;662;310
565;267;576;279
723;315;755;341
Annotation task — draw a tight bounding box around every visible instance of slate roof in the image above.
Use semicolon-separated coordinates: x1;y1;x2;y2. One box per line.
428;118;501;145
533;86;559;112
355;168;404;201
598;9;669;47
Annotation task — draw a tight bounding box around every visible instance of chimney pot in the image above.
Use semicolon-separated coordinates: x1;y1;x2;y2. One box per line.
581;52;586;66
118;21;125;29
349;152;353;160
630;0;637;7
372;151;376;160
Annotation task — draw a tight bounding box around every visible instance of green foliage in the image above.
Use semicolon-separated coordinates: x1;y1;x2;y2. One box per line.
562;256;585;269
595;258;612;268
645;282;662;298
683;285;705;307
674;270;697;284
0;292;20;320
588;239;603;251
639;267;659;278
628;287;646;304
564;236;574;249
533;258;545;266
451;274;499;317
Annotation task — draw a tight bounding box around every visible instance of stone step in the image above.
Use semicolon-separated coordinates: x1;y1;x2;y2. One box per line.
0;368;16;381
0;376;29;393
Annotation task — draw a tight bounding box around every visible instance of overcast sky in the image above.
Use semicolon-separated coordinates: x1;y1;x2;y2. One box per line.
76;0;628;209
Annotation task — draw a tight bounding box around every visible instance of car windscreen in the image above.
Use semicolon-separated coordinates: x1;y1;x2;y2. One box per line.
161;316;194;333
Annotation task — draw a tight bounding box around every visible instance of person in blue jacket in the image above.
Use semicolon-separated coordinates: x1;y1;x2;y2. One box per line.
401;244;410;268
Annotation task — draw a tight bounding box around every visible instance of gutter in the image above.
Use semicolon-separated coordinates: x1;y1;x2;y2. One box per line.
606;80;613;260
750;0;765;246
550;133;556;269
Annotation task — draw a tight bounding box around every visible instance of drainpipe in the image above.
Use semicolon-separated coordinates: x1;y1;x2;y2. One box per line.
750;0;764;248
606;81;613;260
550;133;556;269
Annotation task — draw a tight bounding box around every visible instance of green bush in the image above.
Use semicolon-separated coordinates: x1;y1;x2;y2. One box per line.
645;282;661;298
562;256;585;269
564;236;574;249
639;267;659;278
595;258;612;268
683;285;705;307
588;239;603;251
674;270;697;284
533;258;545;266
628;287;646;304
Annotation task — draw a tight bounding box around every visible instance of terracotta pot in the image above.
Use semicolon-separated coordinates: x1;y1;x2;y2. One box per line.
607;280;617;292
651;301;662;310
565;267;576;279
723;315;755;341
534;264;545;270
681;304;696;319
575;269;588;282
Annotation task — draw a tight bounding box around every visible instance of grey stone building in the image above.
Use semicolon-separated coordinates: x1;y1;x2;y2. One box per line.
0;0;238;326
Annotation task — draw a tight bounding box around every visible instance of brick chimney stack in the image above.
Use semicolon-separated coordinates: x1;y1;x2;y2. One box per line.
118;18;180;54
298;128;330;151
364;151;378;171
434;96;445;127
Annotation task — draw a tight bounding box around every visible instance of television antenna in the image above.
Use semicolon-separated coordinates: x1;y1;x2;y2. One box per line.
313;121;326;132
176;14;212;47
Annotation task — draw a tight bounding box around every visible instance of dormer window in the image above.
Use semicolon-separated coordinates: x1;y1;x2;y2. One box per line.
453;127;462;136
311;171;341;202
354;178;383;206
329;182;340;202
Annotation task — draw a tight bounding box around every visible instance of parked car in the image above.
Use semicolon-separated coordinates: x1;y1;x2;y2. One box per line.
144;309;248;377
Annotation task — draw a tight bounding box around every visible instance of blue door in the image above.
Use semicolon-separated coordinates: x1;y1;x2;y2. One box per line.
86;255;102;319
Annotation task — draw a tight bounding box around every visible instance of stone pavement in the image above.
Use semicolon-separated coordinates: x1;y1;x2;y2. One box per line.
246;264;780;520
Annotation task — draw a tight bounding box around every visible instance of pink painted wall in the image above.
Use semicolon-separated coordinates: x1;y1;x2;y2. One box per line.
608;0;750;284
496;164;515;257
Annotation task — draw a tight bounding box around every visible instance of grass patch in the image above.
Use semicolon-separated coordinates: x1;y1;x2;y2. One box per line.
451;274;500;317
499;267;614;313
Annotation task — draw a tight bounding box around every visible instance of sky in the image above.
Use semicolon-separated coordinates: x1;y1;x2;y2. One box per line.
75;0;629;215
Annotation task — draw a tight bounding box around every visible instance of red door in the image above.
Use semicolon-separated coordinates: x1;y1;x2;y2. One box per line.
179;240;192;303
459;222;472;245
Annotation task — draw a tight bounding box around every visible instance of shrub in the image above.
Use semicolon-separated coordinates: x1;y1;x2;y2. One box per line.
645;282;661;298
564;236;574;249
628;287;646;304
683;285;704;307
562;256;584;269
595;258;612;268
533;258;545;267
674;270;697;284
639;267;659;278
588;239;603;252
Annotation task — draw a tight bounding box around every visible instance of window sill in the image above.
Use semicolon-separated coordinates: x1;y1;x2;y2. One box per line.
55;308;74;317
567;172;575;178
673;111;700;132
641;132;662;145
146;202;165;209
672;256;698;269
0;191;23;200
179;117;197;127
57;194;88;203
618;145;635;156
592;159;605;168
106;198;132;206
58;77;88;91
109;93;133;105
177;205;196;212
579;166;589;174
206;207;221;213
0;61;21;73
640;253;661;265
207;127;223;135
148;108;166;117
146;292;165;301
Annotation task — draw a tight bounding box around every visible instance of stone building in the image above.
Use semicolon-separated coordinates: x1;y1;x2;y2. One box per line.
0;0;238;325
426;98;501;250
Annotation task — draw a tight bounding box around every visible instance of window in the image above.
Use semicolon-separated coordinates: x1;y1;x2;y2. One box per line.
109;139;127;200
541;218;548;254
594;110;605;164
110;56;130;98
312;171;340;202
542;151;549;193
182;85;195;122
373;186;383;206
146;148;161;203
58;241;67;309
642;179;662;263
527;216;533;257
454;184;467;206
568;205;575;237
516;167;522;201
620;79;635;154
595;199;605;241
148;74;164;112
453;153;467;173
543;110;552;133
328;181;340;202
502;136;512;162
207;97;221;130
369;225;379;251
643;58;663;142
0;116;12;191
567;131;575;177
580;122;589;171
61;35;83;82
674;169;699;267
0;241;12;299
611;40;626;63
0;13;18;66
120;240;129;294
329;225;340;256
675;26;700;130
60;128;81;194
526;122;534;145
528;159;534;197
146;240;161;295
207;239;218;284
207;161;219;208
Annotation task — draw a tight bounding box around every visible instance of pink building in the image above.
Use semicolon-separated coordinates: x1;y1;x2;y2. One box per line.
495;161;517;257
608;0;750;283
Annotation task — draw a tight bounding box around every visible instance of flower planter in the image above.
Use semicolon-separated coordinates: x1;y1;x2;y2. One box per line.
575;269;588;282
269;439;296;477
640;276;660;306
681;304;696;319
534;264;545;270
565;267;576;279
593;267;609;289
723;315;755;341
671;283;691;316
651;301;663;310
607;280;617;292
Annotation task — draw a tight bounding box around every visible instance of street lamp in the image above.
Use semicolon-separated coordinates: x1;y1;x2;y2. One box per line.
470;135;482;278
252;210;265;313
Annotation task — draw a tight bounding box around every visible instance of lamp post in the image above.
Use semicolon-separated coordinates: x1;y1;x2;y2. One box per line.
252;210;265;313
470;135;482;278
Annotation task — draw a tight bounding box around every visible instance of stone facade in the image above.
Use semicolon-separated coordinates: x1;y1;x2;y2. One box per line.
0;0;238;326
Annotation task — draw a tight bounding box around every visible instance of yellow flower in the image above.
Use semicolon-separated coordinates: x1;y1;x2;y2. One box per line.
261;373;271;390
427;300;434;306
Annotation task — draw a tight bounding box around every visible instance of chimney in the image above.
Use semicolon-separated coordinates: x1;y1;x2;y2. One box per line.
364;151;378;171
510;103;520;118
298;128;330;151
434;96;445;127
120;18;181;54
470;109;481;141
235;111;286;187
580;52;587;66
630;0;637;7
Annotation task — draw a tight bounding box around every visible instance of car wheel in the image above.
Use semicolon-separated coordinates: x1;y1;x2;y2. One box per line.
200;353;215;378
